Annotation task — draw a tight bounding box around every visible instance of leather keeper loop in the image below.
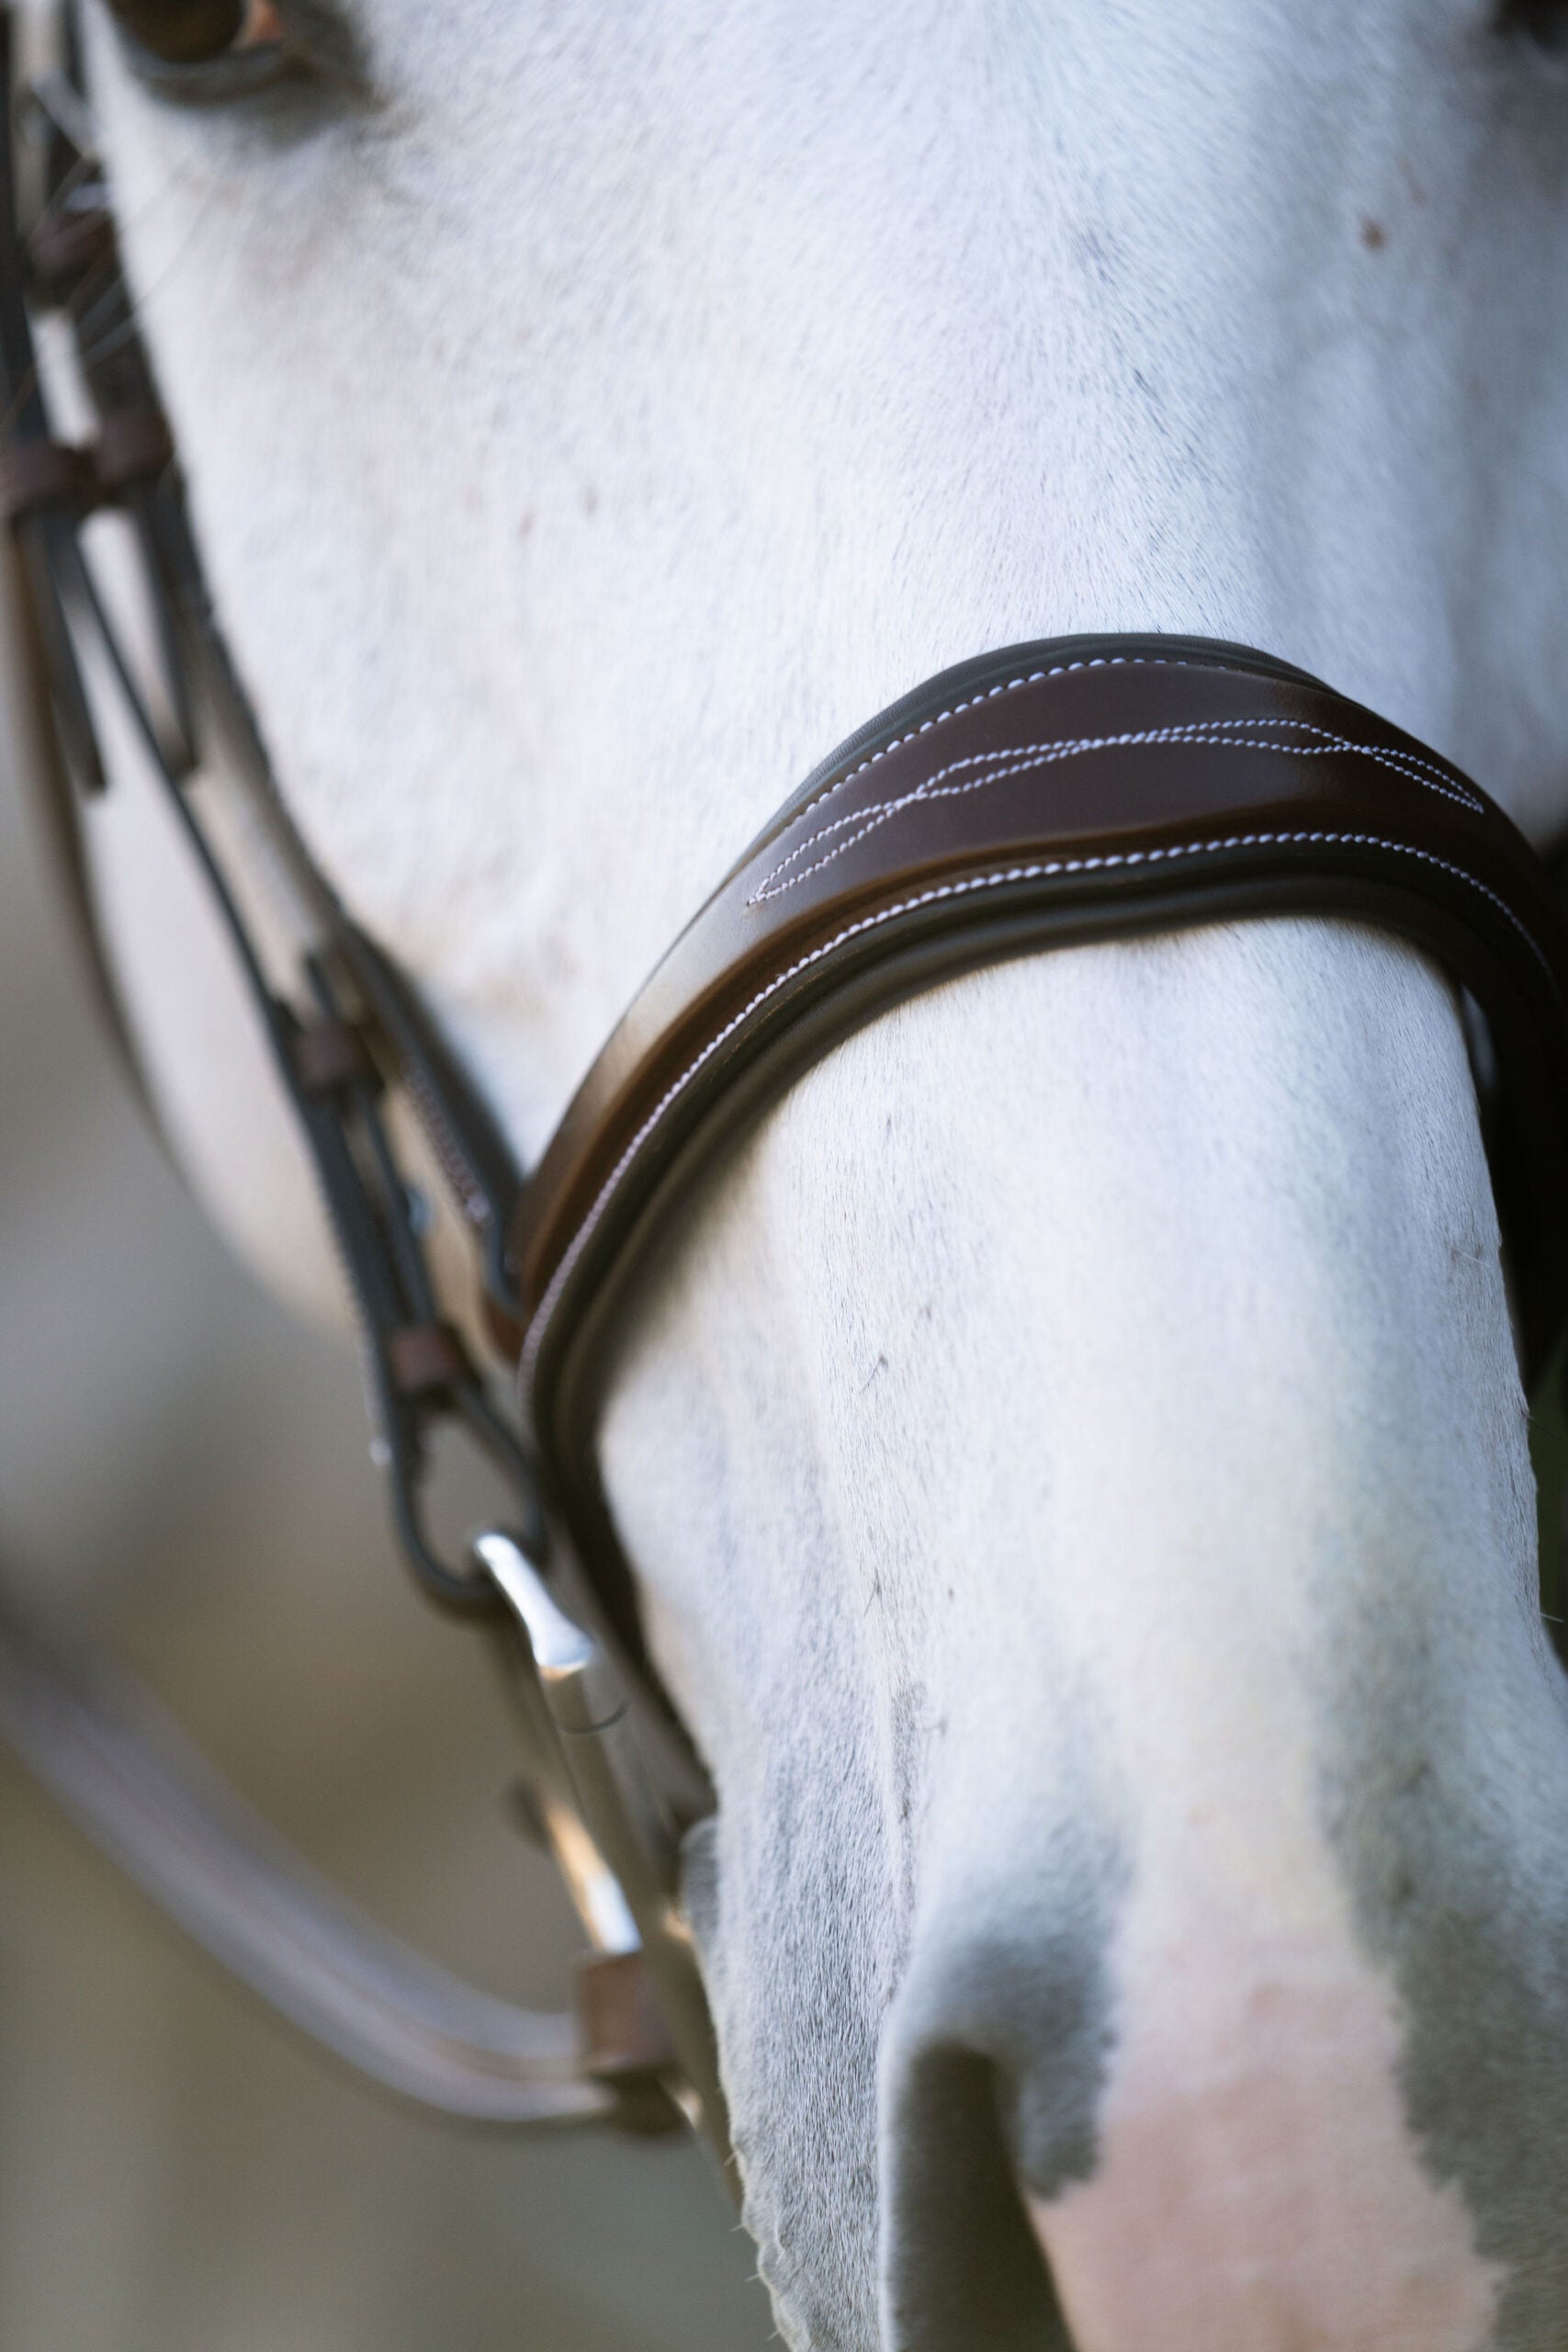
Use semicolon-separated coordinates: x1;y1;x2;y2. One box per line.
0;437;95;516
292;1016;378;1098
27;206;115;298
577;1950;679;2080
93;409;174;492
1;414;172;520
387;1321;471;1399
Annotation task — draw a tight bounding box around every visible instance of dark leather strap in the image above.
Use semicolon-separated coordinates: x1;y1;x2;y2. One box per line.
513;638;1568;1591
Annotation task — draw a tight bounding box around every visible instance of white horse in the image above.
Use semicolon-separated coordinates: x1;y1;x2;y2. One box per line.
64;1;1568;2344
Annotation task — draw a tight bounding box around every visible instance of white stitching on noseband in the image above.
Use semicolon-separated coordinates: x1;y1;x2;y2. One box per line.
777;657;1203;834
769;657;1475;842
748;719;1484;905
521;827;1546;1387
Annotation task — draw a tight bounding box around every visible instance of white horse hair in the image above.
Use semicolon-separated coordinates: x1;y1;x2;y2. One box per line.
63;2;1568;2344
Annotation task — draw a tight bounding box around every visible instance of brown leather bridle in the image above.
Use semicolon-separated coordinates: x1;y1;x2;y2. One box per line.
2;2;1565;2177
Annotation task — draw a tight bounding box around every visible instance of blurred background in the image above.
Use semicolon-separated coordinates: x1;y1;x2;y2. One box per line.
0;707;772;2345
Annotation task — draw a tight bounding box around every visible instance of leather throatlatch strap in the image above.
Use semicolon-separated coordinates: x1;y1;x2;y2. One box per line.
511;635;1568;1645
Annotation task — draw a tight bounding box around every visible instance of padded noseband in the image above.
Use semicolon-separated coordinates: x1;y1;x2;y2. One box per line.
513;636;1568;1658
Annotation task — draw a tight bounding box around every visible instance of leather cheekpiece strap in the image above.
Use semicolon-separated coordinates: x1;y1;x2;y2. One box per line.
512;636;1568;1640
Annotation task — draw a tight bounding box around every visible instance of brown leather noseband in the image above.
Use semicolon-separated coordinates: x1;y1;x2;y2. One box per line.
513;639;1568;1660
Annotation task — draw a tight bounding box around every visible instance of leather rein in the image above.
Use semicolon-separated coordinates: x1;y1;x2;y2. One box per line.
2;4;1566;2175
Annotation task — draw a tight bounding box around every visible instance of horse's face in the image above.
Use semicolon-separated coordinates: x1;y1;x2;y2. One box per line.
85;4;1568;2346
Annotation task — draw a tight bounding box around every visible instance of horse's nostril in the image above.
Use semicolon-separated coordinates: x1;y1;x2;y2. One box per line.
881;2043;1077;2352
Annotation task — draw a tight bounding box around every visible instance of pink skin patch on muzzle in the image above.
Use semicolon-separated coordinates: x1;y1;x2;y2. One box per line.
1030;1891;1502;2352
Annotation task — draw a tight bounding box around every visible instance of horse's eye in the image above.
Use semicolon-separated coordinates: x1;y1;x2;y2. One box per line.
98;0;360;110
104;0;284;70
